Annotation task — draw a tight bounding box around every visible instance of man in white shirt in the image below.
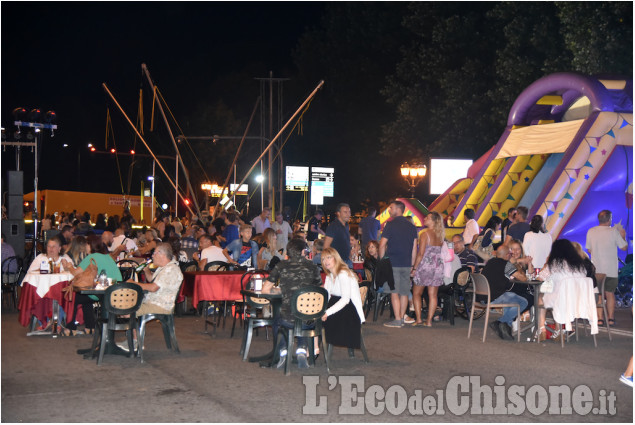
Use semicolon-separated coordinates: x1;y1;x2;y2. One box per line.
251;208;271;235
111;227;138;259
586;209;628;325
271;212;293;253
462;208;480;248
194;234;232;270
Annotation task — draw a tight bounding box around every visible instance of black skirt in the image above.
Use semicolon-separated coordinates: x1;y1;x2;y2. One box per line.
324;295;361;349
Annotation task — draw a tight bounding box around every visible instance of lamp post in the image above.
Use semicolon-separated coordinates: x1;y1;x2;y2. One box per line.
400;162;427;198
148;163;155;223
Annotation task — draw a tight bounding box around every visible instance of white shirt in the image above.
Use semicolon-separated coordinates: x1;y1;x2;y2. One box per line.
200;246;228;264
463;219;480;246
271;220;293;252
111;235;138;257
523;231;552;269
586;225;627;277
324;270;365;323
251;216;271;234
28;253;73;273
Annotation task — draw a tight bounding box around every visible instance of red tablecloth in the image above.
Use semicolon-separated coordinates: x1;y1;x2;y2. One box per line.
18;280;76;327
179;271;256;306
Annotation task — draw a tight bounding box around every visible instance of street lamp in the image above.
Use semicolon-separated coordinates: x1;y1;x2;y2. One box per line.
400;162;427;198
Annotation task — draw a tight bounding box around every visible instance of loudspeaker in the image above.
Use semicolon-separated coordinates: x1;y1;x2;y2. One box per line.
7;194;22;219
1;219;25;259
7;171;23;195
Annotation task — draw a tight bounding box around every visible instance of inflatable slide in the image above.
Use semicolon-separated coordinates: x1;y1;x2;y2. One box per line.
429;73;632;255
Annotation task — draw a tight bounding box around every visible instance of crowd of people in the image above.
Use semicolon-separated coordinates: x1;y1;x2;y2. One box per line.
5;201;631;383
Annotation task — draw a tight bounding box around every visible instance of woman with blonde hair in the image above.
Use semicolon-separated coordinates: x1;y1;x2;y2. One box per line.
411;211;445;326
257;227;282;270
67;235;88;267
321;247;365;353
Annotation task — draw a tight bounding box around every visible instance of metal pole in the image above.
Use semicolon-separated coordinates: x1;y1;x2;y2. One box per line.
233;164;236;207
151;160;155;224
225;80;324;203
141;64;202;217
268;71;273;211
175;153;178;217
32;131;39;255
260;160;264;211
102;83;194;216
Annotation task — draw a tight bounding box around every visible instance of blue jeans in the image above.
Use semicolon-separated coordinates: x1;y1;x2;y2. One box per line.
491;292;528;325
275;318;314;352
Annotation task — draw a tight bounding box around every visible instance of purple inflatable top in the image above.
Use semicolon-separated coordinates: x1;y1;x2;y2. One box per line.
507;72;632;127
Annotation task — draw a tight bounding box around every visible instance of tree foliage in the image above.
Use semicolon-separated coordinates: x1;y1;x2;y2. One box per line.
381;1;633;162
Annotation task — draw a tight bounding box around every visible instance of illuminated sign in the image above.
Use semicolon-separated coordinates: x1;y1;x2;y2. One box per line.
285;166;309;191
201;183;248;197
310;167;334;202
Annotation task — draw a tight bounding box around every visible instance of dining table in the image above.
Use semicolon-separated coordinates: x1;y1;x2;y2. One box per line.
19;270;76;336
179;270;256;335
239;289;283;366
511;279;543;337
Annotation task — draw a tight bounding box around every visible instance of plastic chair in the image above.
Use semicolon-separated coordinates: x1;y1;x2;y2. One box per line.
116;259;140;281
176;260;198;316
137;312;180;363
239;279;275;361
204;261;230;271
326;283;369;366
590;273;612;341
91;282;143;365
2;256;24;311
467;273;521;342
280;286;329;375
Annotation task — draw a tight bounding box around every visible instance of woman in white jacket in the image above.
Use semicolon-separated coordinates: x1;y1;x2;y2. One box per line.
321;247;365;354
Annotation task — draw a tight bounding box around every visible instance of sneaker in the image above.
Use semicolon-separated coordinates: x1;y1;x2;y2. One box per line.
489;321;505;340
383;319;403;328
500;322;513;340
116;340;138;353
276;349;288;369
296;349;309;369
619;374;633;388
403;315;415;324
511;320;518;334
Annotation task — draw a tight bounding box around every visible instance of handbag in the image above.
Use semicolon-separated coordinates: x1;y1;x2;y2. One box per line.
61;258;99;301
540;278;554;294
472;229;493;260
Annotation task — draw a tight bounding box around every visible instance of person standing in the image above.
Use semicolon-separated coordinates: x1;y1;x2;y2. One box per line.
379;200;418;328
501;207;518;242
586;209;628;326
504;206;530;245
462;208;480;247
323;203;353;267
411;212;446;327
358;207;381;251
251;208;271;235
271;212;293;253
306;209;325;242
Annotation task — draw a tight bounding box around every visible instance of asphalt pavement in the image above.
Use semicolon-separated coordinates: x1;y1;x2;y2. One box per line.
1;307;633;422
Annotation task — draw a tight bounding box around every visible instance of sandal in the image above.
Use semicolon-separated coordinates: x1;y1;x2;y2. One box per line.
597;319;605;326
608;319;616;326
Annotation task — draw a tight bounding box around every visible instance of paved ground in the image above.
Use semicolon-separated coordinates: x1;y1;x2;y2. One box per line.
1;307;633;423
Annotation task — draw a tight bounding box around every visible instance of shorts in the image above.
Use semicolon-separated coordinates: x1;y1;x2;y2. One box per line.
603;277;618;292
383;267;412;296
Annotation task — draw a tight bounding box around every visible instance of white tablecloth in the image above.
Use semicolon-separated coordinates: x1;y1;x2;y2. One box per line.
22;271;74;298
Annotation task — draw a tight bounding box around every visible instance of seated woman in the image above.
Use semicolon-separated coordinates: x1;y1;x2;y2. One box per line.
257;228;283;270
350;235;361;262
536;239;589;341
508;239;535;314
362;240;379;282
61;234;123;336
321;247;365;356
472;216;501;260
523;215;552;270
28;235;72;273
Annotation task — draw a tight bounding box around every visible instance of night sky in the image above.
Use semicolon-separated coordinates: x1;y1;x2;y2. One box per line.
1;2;326;214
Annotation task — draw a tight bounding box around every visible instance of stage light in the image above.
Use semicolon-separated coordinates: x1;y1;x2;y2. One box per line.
110;148;116;153
28;108;42;122
90;147;96;152
130;149;135;155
